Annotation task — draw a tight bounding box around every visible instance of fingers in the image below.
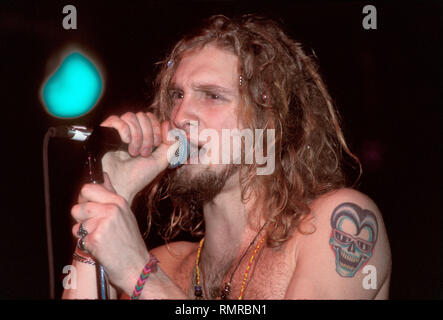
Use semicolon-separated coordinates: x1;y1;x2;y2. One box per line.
71;217;97;238
78;173;116;204
71;219;100;256
101;115;131;143
77;180;117;204
77;183;127;209
71;183;127;255
136;112;155;157
121;112;143;156
146;113;162;146
71;184;126;242
71;201;115;222
161;121;175;146
101;112;162;158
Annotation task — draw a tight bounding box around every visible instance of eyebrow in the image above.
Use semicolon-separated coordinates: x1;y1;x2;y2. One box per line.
169;82;236;96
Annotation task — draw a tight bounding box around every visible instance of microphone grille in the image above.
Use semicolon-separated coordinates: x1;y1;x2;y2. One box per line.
168;129;190;169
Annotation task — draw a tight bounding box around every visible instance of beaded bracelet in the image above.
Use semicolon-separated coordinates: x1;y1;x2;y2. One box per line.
130;254;159;300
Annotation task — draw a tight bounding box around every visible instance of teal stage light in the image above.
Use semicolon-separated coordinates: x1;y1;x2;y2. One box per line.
42;51;103;118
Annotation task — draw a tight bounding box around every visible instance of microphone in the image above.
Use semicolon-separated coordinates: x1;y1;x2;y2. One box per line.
48;124;190;300
51;125;190;172
52;125;126;146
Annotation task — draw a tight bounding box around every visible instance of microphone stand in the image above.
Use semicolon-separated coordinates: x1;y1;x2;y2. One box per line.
85;151;110;300
83;127;125;300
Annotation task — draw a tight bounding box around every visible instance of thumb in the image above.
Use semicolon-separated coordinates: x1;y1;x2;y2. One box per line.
147;121;175;168
150;139;183;169
102;172;117;193
150;121;187;167
161;121;176;146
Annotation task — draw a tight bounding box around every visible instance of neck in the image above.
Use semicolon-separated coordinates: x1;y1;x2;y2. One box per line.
199;171;265;298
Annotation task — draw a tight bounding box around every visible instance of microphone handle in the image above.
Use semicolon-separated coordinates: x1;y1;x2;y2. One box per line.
84;148;110;299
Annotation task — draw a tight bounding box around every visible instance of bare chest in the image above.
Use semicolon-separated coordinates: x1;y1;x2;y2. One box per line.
230;244;296;299
170;242;297;300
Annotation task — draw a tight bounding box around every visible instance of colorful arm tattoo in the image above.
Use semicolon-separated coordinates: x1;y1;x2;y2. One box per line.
329;202;378;277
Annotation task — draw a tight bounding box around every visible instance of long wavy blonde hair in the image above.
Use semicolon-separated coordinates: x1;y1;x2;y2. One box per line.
144;14;361;247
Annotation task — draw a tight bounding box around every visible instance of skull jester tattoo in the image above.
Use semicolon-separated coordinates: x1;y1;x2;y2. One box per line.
329;202;378;277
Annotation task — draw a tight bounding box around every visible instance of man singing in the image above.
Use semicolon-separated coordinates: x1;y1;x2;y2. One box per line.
63;14;391;300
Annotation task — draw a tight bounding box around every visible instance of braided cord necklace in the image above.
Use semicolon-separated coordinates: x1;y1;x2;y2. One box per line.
194;225;267;300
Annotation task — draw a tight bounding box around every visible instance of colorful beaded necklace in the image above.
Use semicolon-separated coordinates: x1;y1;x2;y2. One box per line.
194;231;266;300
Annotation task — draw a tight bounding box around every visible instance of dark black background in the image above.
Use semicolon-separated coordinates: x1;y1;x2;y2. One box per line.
0;0;441;299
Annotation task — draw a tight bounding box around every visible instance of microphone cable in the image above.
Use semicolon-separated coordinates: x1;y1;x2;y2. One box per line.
43;127;56;299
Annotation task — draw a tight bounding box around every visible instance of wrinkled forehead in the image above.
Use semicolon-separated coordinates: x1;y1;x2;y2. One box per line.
171;45;240;90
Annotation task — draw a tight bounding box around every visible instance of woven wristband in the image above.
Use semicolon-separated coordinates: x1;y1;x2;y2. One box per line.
130;254;159;300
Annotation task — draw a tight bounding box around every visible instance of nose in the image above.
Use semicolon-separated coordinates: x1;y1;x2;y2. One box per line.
171;95;199;134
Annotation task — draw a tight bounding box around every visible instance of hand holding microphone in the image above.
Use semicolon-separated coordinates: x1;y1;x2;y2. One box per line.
99;111;187;205
54;111;188;205
69;111;188;296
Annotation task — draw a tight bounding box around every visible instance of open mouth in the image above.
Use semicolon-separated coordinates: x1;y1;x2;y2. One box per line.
338;248;362;271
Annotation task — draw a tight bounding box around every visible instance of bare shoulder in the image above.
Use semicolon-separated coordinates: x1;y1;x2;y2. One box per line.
287;188;392;299
309;188;379;213
306;188;390;257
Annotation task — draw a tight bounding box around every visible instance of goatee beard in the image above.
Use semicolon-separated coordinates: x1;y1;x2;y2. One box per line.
169;165;238;209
